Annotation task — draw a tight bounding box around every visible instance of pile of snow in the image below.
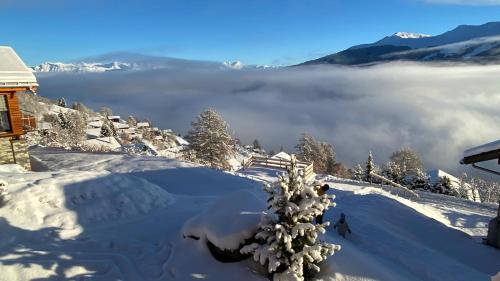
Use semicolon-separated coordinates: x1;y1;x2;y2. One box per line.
182;190;265;250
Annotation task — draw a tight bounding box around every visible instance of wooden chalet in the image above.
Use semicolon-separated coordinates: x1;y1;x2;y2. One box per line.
0;46;38;170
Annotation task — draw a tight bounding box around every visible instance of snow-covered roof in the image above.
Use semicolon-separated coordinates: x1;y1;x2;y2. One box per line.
112;122;129;129
175;136;189;146
462;139;500;164
428;169;459;185
270;151;291;161
137;122;150;128
0;46;38;88
83;137;121;150
107;115;121;120
87;120;103;128
85;128;101;139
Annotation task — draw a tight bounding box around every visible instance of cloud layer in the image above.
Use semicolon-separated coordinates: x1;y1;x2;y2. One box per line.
36;62;500;174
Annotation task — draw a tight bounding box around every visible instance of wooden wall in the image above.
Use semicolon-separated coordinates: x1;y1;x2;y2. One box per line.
0;88;27;138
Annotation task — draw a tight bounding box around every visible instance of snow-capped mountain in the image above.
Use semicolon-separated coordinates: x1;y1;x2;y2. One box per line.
33;61;133;73
392;32;432;39
303;21;500;65
32;53;278;73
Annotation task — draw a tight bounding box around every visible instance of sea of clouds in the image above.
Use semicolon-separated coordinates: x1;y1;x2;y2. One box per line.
36;62;500;174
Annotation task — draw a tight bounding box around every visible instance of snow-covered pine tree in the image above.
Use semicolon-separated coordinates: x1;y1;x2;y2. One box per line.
365;151;375;183
241;155;340;281
433;176;456;196
409;168;431;191
100;121;113;137
296;133;317;164
127;115;137;127
57;97;67;108
319;142;336;175
185;109;236;170
458;173;470;199
352;164;364;181
253;139;262;150
382;161;402;184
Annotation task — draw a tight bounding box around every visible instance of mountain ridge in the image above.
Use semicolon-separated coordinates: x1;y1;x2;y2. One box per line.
304;21;500;65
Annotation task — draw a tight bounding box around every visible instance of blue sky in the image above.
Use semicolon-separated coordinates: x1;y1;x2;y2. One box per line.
1;0;500;65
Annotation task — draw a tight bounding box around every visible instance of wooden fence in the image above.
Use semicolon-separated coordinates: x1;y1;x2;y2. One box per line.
370;172;420;201
243;155;315;182
20;111;37;131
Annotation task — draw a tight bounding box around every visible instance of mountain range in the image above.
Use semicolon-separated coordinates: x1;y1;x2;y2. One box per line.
32;21;500;71
302;21;500;65
32;52;273;73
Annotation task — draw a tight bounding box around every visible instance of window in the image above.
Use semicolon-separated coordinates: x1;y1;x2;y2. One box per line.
0;95;11;132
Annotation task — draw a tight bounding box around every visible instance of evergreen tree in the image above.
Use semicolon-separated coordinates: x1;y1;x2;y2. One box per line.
100;121;113;137
241;155;340;281
319;142;336;175
253;139;262;150
57;97;67;108
408;168;431;190
296;133;317;163
352;164;364;181
458;173;470;199
185;109;236;170
381;161;403;183
127;115;137;127
433;176;456;196
365;151;375;183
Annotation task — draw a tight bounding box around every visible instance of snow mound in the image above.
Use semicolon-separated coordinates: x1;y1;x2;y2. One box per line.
0;164;26;173
182;190;265;250
1;171;174;237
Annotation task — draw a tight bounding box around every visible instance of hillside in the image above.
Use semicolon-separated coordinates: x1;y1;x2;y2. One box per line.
0;148;498;281
302;21;500;65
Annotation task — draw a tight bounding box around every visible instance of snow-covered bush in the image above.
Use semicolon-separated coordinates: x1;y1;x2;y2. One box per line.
185;109;236;170
241;155;340;281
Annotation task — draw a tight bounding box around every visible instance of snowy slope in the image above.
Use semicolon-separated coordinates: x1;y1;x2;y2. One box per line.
0;149;498;281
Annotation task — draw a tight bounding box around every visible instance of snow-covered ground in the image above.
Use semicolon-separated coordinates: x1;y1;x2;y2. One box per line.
0;149;498;281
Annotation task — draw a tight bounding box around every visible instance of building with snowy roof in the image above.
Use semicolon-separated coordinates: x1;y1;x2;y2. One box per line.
461;139;500;176
0;46;38;170
461;139;500;249
428;169;480;202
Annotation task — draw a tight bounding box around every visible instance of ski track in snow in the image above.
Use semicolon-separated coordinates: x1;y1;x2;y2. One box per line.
0;148;498;281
